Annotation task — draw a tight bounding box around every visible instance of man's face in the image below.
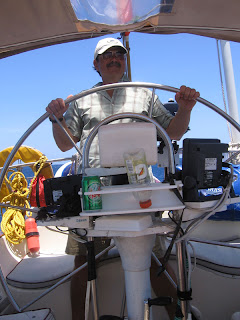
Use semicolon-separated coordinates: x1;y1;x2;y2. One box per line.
94;47;126;84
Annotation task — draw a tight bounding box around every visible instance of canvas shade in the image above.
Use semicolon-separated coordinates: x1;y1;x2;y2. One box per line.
1;0;240;59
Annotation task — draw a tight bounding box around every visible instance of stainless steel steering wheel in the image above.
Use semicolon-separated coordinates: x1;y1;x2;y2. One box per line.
1;82;240;191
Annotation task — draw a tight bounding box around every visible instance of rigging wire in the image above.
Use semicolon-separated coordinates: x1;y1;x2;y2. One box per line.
216;39;233;143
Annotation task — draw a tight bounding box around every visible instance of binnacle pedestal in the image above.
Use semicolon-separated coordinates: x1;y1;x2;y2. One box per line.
114;234;156;320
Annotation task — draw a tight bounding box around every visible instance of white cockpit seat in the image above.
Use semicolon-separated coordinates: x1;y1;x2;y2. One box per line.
6;254;75;289
4;226;75;289
170;240;240;276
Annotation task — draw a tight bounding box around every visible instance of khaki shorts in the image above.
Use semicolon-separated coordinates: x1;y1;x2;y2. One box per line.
65;232;111;257
66;232;165;260
152;235;167;259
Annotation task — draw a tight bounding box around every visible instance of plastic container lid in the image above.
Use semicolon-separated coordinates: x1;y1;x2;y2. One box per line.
139;199;152;209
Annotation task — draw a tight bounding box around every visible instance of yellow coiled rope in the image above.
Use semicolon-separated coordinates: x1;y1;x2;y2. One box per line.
1;155;48;245
1;171;31;244
29;155;48;196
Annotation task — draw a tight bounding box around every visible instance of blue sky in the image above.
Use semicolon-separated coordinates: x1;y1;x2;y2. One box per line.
0;32;240;161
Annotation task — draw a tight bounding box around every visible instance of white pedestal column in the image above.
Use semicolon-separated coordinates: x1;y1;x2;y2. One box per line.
114;234;156;320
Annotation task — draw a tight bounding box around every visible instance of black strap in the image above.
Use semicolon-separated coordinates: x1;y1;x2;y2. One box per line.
175;301;184;319
177;288;192;301
25;232;39;238
85;241;96;281
148;296;172;307
49;117;63;123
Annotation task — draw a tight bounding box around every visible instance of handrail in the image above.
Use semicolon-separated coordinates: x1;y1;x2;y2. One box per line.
0;157;74;171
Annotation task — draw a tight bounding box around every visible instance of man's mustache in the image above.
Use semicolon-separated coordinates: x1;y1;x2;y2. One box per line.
107;61;121;67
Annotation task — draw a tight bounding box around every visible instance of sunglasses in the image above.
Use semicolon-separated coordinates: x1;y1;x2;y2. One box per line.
101;51;126;60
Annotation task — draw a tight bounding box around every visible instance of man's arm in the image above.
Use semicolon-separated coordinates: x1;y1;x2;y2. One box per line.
46;98;80;152
166;85;200;140
51;119;79;152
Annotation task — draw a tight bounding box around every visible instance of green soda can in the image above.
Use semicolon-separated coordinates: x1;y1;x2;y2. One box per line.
82;176;102;211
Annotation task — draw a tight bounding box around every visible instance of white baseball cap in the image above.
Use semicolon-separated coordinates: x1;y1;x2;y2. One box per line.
94;38;127;60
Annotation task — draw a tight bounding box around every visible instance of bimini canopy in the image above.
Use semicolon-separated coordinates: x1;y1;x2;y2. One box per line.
1;0;240;59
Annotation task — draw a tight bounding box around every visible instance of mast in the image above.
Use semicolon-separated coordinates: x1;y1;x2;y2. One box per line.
220;40;240;144
122;32;132;81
